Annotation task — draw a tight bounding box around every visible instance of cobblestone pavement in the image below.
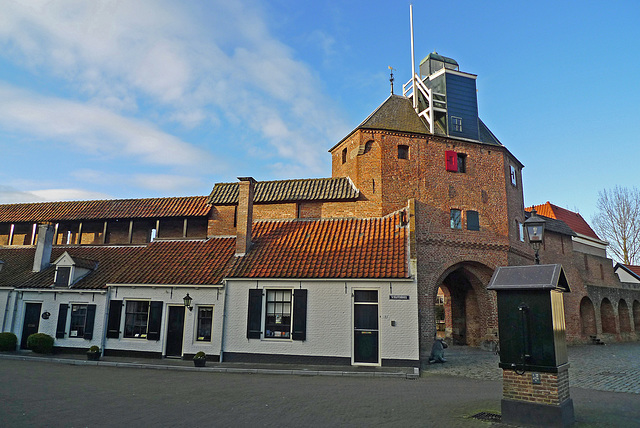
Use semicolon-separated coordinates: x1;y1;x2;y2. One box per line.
421;342;640;394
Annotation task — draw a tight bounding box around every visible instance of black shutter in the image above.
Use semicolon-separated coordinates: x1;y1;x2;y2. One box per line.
55;304;68;339
467;210;480;231
83;304;97;340
147;301;163;341
247;289;263;339
106;300;122;339
292;289;307;341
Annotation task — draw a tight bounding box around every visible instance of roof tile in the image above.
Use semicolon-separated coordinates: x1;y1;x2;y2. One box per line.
0;196;210;223
207;177;359;205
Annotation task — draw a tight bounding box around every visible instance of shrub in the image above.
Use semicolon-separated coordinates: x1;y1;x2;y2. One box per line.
194;351;206;360
88;345;100;353
27;333;54;354
0;332;18;351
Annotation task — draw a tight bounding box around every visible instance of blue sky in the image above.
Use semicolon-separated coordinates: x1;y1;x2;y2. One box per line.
1;1;639;224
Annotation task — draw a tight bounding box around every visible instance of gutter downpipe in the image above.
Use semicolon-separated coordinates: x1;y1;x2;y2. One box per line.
219;280;227;363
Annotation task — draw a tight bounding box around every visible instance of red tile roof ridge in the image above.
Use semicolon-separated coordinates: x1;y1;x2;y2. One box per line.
0;195;207;206
527;201;600;241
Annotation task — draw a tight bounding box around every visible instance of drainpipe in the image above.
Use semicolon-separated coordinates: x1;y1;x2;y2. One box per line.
219;280;227;363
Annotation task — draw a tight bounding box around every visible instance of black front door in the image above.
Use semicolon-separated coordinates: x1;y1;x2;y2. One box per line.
21;303;42;349
353;290;379;364
165;306;185;358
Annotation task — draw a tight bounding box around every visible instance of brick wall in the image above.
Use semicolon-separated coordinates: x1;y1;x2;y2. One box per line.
503;367;571;405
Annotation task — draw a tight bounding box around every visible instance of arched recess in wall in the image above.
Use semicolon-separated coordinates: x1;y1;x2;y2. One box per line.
618;299;631;333
579;296;597;336
633;300;640;332
600;298;617;334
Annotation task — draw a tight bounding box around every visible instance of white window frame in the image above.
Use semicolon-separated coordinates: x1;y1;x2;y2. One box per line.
123;300;151;339
196;305;214;342
263;289;293;340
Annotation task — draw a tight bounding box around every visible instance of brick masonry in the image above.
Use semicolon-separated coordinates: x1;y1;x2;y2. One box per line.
503;366;571;405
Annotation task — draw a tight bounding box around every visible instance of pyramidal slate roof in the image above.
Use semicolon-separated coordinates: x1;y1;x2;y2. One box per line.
331;94;504;151
208;177;359;205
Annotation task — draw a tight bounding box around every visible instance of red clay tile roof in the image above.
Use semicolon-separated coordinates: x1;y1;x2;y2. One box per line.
528;202;601;241
229;212;408;279
619;264;640;279
112;238;235;286
0;246;146;289
0;196;210;223
208;177;359;205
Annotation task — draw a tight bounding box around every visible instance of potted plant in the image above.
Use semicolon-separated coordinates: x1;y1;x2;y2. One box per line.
193;351;206;367
87;345;101;361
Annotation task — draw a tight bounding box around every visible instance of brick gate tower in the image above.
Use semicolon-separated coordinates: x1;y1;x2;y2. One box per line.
329;52;532;357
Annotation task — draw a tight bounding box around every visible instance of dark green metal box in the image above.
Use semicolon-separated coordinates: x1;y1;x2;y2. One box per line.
488;264;570;373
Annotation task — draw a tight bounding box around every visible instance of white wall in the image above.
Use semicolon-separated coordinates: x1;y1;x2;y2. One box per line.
615;268;640;284
222;279;419;365
12;290;107;349
105;286;224;358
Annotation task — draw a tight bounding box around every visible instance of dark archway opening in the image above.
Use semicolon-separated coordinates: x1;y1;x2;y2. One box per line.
601;298;617;334
441;269;481;346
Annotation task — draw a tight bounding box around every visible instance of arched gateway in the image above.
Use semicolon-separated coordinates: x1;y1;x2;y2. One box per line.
427;261;497;349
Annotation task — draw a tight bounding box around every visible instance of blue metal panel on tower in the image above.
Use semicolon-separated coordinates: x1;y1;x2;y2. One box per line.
445;73;479;141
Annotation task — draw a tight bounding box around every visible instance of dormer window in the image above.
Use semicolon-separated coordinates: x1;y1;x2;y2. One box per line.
55;266;72;287
52;251;96;288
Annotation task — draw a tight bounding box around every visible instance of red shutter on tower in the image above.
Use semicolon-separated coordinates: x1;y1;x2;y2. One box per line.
445;151;458;171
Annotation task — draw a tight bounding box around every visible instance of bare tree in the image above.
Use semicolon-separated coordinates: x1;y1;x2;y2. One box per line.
592;186;640;265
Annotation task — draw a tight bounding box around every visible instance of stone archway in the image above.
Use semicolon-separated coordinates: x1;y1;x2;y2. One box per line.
579;296;597;336
433;262;496;347
600;298;616;334
619;299;631;333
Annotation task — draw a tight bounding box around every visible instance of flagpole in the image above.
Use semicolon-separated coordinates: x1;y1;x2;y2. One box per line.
410;4;417;111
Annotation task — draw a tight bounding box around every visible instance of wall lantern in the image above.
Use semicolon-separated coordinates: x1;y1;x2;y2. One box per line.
525;209;546;265
183;293;193;311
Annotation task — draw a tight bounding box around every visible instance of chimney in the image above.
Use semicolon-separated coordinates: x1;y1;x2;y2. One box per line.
33;223;55;272
235;177;256;256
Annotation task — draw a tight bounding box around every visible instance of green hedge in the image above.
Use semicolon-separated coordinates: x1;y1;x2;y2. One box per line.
27;333;54;354
0;332;17;351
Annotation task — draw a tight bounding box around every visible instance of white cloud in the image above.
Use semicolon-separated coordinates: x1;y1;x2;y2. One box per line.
0;0;349;176
70;169;205;193
0;185;110;204
0;84;212;168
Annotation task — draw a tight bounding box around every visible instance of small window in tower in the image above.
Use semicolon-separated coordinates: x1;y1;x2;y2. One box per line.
341;148;347;164
451;116;463;132
510;165;517;186
398;145;409;160
467;210;480;231
450;209;462;229
364;140;374;154
457;154;466;173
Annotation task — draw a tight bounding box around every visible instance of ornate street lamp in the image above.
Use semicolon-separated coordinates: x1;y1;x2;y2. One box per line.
183;293;193;311
525;209;546;265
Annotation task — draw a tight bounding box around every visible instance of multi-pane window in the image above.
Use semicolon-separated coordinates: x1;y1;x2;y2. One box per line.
197;306;213;342
398;145;409;160
69;304;87;337
265;290;292;339
124;301;150;338
450;209;462;229
451;116;463;132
